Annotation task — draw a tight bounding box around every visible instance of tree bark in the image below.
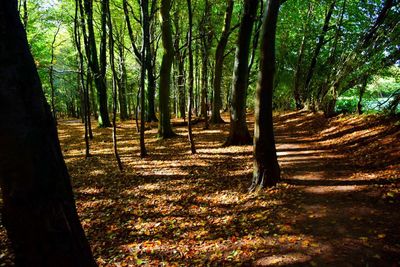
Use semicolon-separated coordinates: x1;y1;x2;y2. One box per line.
158;0;176;138
187;0;196;154
140;0;149;156
173;6;187;120
106;0;124;170
146;15;158;122
49;25;60;125
116;40;129;121
82;0;111;127
250;0;281;191
224;0;258;146
210;0;234;124
74;4;91;157
0;1;97;265
199;0;212;129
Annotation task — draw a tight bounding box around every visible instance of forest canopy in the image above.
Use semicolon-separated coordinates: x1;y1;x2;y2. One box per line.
22;0;399;122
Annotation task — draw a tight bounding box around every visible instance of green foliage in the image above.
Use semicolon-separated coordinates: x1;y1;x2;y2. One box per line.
21;0;399;117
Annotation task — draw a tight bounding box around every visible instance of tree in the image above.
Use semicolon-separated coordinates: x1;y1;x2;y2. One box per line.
139;0;149;156
145;0;159;122
0;1;96;266
187;0;197;154
49;24;61;125
224;0;258;146
158;0;176;138
303;0;336;110
250;0;281;191
199;0;213;129
81;0;111;127
210;0;234;124
107;0;124;170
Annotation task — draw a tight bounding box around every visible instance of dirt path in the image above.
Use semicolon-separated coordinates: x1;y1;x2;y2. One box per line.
0;111;399;266
266;112;400;266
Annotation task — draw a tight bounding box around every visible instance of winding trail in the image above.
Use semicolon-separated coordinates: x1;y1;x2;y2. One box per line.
261;111;400;266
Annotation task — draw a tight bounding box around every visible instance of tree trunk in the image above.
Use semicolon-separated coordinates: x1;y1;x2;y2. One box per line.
146;22;158;122
173;6;186;121
107;0;123;170
199;0;212;128
210;0;234;124
140;0;149;156
292;3;313;110
250;0;281;191
0;1;97;266
82;0;111;127
303;0;336;105
358;77;368;115
117;42;129;121
187;0;196;154
158;0;176;138
224;0;258;146
74;4;91;157
49;25;60;125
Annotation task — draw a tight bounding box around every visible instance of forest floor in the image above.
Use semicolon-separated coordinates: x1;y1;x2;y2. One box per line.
1;111;399;266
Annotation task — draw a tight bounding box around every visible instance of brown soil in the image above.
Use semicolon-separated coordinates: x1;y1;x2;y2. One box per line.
0;111;399;266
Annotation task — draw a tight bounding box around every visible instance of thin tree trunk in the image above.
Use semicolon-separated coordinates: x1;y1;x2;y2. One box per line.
210;0;234;124
250;0;281;191
106;0;123;171
117;41;129;121
140;0;148;156
146;21;158;122
86;67;94;139
187;0;196;154
303;0;336;106
82;0;111;127
49;25;60;125
22;0;28;29
358;78;368;115
74;5;91;157
224;0;258;146
199;0;212;127
0;1;97;265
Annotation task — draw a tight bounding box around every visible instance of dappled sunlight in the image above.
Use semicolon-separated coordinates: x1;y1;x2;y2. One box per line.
2;112;394;266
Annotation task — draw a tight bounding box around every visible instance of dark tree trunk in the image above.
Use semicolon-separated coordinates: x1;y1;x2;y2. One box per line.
210;0;234;124
0;1;97;266
199;0;212;128
98;0;111;127
158;0;176;138
74;4;91;157
187;0;196;154
173;7;187;121
49;25;60;125
250;0;281;191
106;0;123;170
22;0;28;29
194;43;200;116
140;0;149;156
117;42;129;121
81;0;111;127
224;0;258;146
201;48;210;129
177;59;186;120
146;20;158;122
86;68;94;140
357;77;368;115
